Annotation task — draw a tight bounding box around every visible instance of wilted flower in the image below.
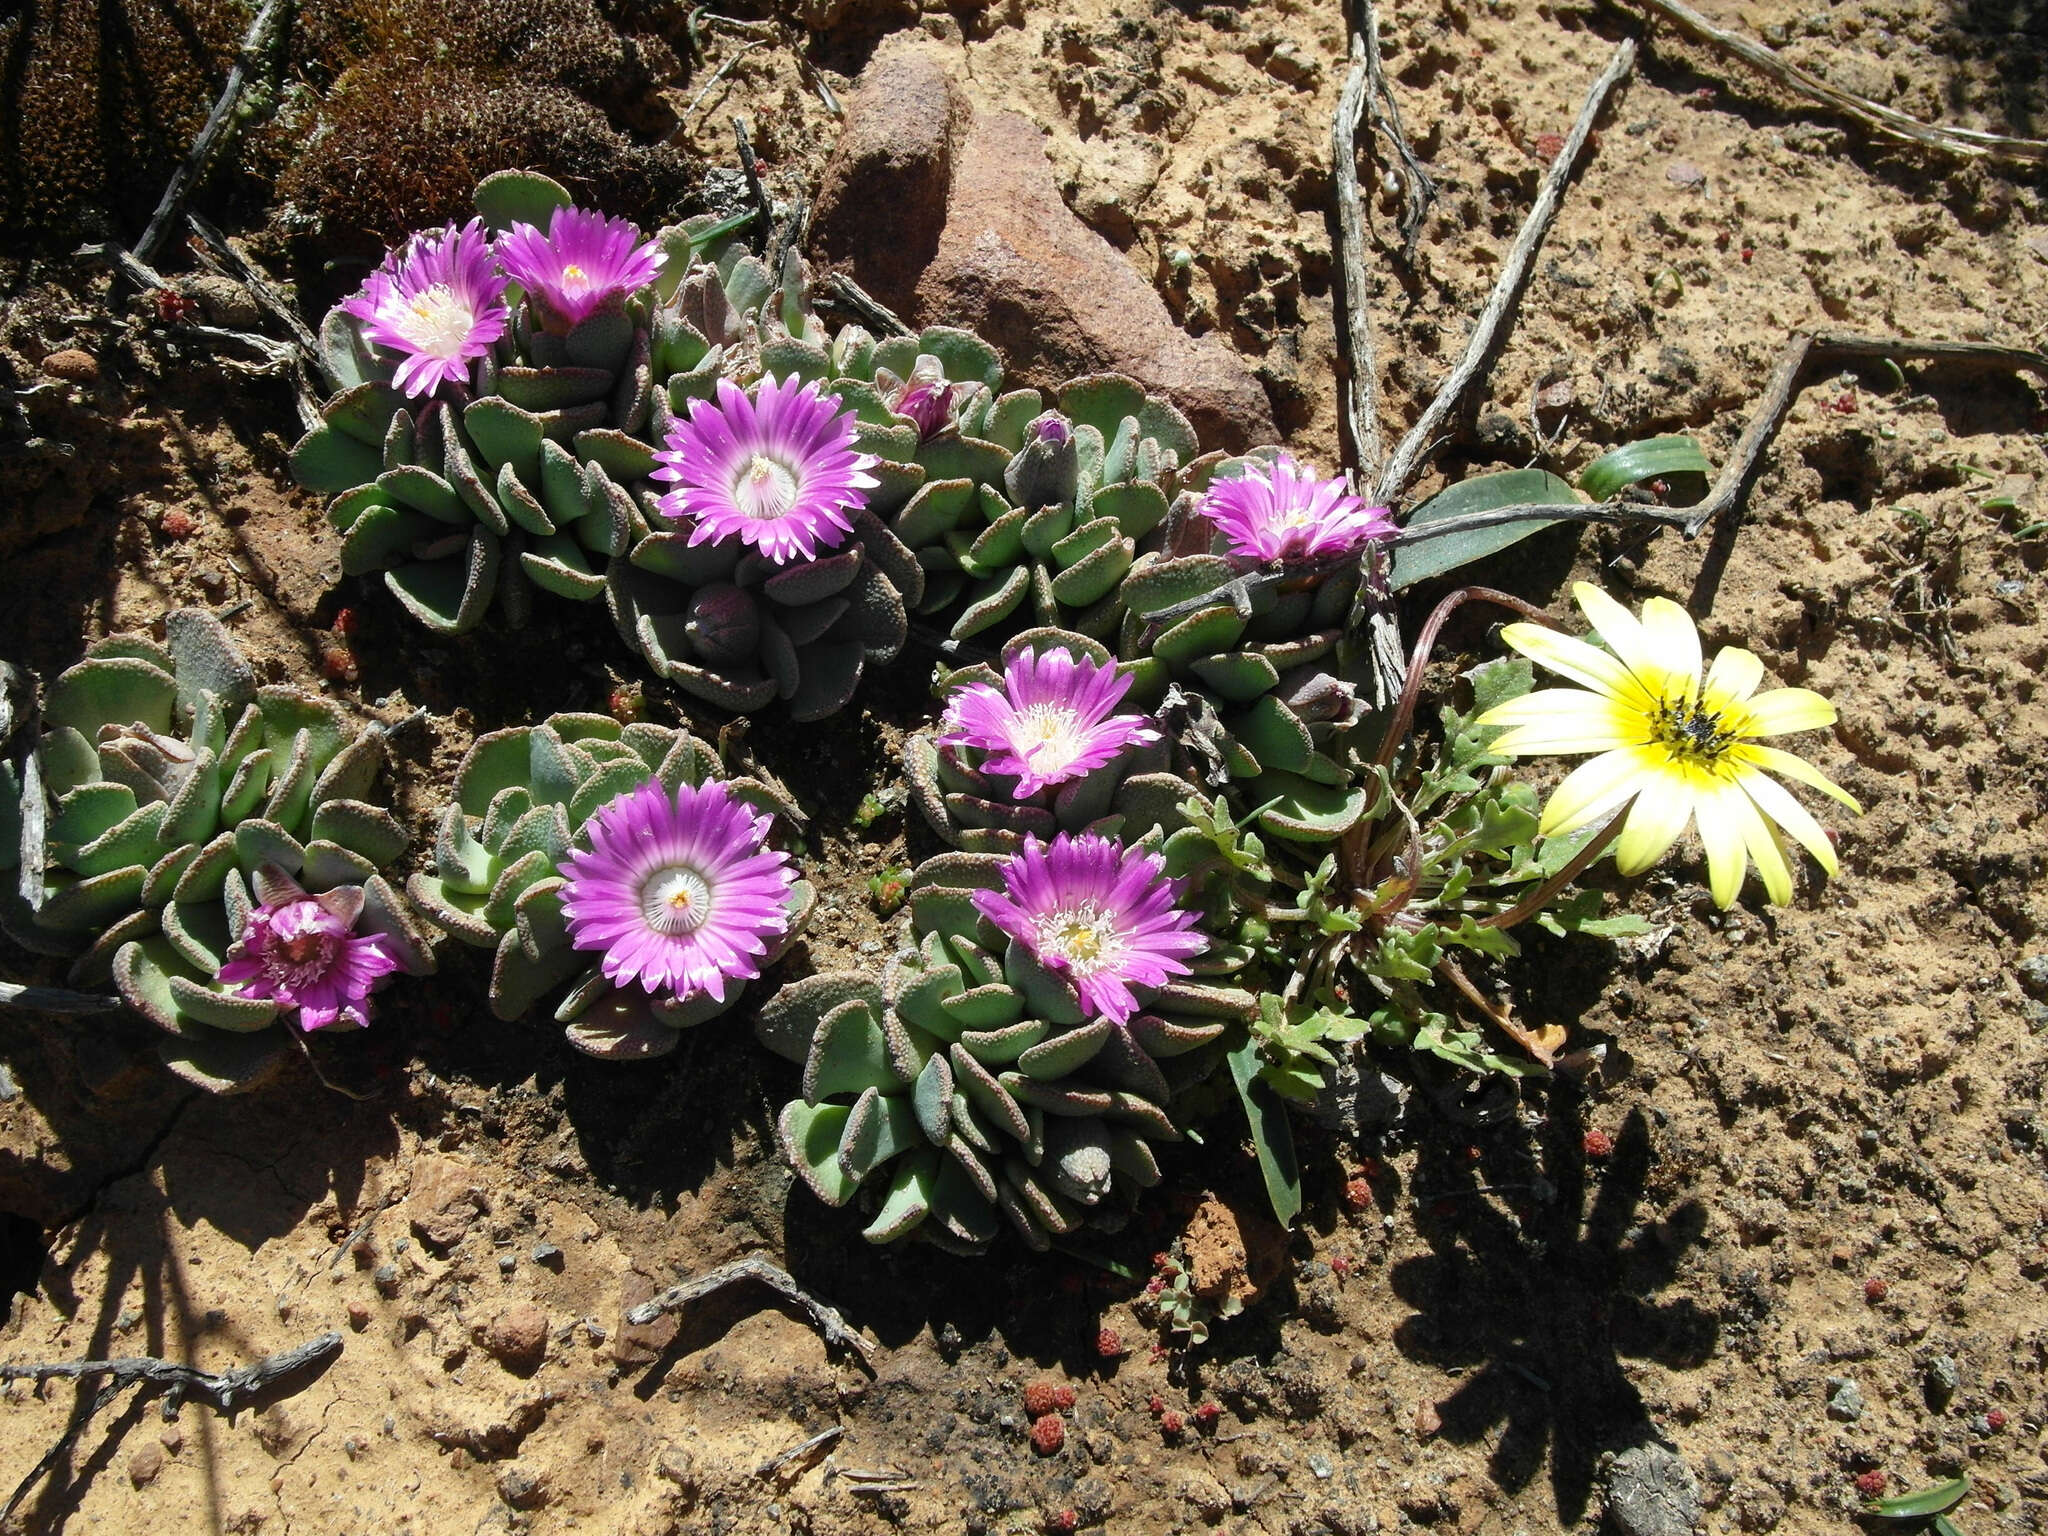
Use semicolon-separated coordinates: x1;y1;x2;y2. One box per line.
1478;582;1861;908
341;219;510;398
973;833;1205;1024
496;206;664;330
218;879;400;1031
1198;454;1395;561
558;779;795;1000
652;375;879;564
940;648;1159;799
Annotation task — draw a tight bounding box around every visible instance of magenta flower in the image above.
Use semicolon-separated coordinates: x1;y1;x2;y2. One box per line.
1198;453;1395;562
496;206;665;331
972;833;1206;1025
219;883;400;1032
940;648;1159;799
558;778;795;1002
886;359;959;441
341;219;510;398
651;375;880;564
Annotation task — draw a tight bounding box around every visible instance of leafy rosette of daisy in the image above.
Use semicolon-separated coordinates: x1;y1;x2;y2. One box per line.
902;628;1195;854
405;713;814;1059
0;610;435;1093
292;172;762;639
1478;582;1860;907
755;843;1253;1253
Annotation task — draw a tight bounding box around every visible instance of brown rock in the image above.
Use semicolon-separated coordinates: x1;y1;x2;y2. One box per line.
915;110;1275;451
483;1302;550;1374
812;39;967;320
41;349;98;384
128;1441;165;1486
612;1268;678;1366
1181;1192;1287;1303
405;1154;486;1254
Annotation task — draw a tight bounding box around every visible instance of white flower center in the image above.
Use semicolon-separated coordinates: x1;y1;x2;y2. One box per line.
732;453;800;522
640;867;713;937
560;262;590;293
391;283;477;358
1007;704;1086;777
1036;903;1120;976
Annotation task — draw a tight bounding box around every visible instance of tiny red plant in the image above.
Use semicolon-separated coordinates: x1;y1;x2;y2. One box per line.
1022;1381;1062;1418
1583;1128;1614;1160
1343;1178;1373;1211
331;607;361;637
1046;1510;1078;1534
1158;1410;1184;1437
1987;1408;2008;1431
160;508;197;539
1029;1415;1065;1455
1094;1327;1124;1360
1146;1394;1166;1417
1854;1470;1887;1499
319;645;358;683
1194;1402;1220;1429
1863;1278;1888;1303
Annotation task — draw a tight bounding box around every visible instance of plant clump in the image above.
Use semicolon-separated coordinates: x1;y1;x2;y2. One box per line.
404;712;813;1060
0;610;435;1092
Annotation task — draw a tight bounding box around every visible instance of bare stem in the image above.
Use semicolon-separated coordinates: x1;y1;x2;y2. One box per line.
1374;39;1638;506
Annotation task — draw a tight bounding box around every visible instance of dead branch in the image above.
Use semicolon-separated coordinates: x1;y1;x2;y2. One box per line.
1359;0;1438;256
1373;39;1638;507
1630;0;2048;165
732;118;776;253
185;212;330;384
1333;23;1384;479
755;1425;842;1478
1387;330;2048;548
819;274;914;338
685;41;767;125
1;1332;342;1523
623;1257;875;1371
135;0;292;263
0;982;124;1015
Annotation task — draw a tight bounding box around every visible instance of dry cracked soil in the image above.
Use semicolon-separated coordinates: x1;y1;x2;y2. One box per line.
3;0;2048;1531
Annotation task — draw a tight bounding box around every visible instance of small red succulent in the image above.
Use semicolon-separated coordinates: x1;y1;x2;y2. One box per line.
160;508;197;539
1029;1415;1065;1455
1046;1510;1078;1534
1583;1128;1614;1160
1095;1327;1125;1360
1159;1410;1184;1437
1022;1381;1062;1418
1194;1402;1220;1429
1863;1278;1888;1303
1854;1470;1887;1499
1986;1408;2008;1432
1343;1178;1373;1211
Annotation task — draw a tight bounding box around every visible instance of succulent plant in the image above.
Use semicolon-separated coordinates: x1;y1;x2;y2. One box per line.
903;627;1198;854
756;848;1252;1253
405;712;814;1059
290;172;716;636
0;611;434;1091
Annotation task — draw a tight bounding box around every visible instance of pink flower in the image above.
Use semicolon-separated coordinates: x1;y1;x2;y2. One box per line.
651;375;879;565
496;206;665;331
940;648;1158;799
218;882;400;1032
341;219;510;398
1198;454;1395;561
972;833;1206;1025
558;779;796;1001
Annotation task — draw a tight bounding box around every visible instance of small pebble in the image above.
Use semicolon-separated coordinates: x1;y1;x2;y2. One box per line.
1826;1377;1865;1423
498;1253;517;1275
374;1263;399;1295
128;1443;164;1487
532;1243;563;1267
1924;1355;1960;1408
41;349;98;383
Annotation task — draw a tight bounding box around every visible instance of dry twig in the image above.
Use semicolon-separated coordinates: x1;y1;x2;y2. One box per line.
1374;38;1639;506
0;982;123;1015
135;0;291;263
1;1332;343;1522
1630;0;2048;164
1387;331;2048;549
624;1257;875;1371
755;1425;842;1478
820;274;914;338
1333;26;1384;478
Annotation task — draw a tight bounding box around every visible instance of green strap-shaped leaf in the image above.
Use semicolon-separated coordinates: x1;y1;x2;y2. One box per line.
1389;468;1582;591
1227;1027;1301;1228
1576;434;1712;501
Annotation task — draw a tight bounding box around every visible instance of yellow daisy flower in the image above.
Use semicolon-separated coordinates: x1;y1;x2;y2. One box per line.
1477;582;1861;908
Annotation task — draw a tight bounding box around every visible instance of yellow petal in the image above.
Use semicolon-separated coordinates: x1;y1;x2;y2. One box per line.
1736;743;1862;813
1735;764;1840;876
1691;776;1751;908
1483;691;1642;755
1724;779;1795;905
1538;747;1653;837
1572;584;1658;679
1640;598;1704;696
1702;644;1765;706
1613;776;1695;876
1739;687;1836;737
1501;624;1657;711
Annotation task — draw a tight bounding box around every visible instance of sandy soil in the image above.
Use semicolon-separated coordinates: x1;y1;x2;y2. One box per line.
3;0;2048;1531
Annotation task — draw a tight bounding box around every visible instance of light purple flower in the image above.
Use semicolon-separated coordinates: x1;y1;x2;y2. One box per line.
886;358;958;442
651;375;880;565
940;648;1159;799
218;882;400;1032
1198;453;1395;562
1032;414;1072;446
972;833;1206;1025
558;778;795;1002
496;206;665;331
341;219;510;398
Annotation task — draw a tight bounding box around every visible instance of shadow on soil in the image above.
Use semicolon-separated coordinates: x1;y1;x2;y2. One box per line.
1391;1093;1717;1524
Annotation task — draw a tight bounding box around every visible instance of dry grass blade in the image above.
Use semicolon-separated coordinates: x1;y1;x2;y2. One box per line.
1632;0;2048;163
